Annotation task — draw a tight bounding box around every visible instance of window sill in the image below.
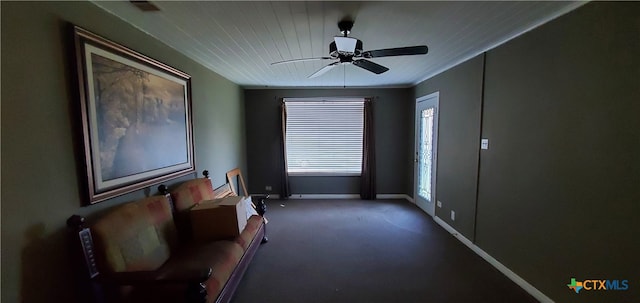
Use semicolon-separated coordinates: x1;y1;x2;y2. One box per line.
288;172;361;177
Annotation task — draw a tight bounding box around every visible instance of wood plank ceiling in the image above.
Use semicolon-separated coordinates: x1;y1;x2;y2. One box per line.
92;1;585;88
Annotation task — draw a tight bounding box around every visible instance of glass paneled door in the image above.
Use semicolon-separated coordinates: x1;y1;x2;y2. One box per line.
414;92;439;216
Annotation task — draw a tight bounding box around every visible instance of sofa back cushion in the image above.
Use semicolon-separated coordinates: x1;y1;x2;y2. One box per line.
170;178;215;211
92;196;177;273
170;178;216;241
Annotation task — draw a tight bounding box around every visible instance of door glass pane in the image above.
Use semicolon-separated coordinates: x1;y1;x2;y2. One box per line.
418;108;434;202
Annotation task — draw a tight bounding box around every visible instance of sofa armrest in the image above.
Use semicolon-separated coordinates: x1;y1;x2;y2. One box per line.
99;267;212;285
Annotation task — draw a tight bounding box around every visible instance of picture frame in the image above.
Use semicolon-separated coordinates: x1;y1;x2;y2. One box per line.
73;26;195;204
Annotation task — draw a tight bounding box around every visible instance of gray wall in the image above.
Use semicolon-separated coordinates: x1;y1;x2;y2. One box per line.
414;55;484;240
244;88;413;196
415;2;640;302
476;3;639;303
1;2;245;302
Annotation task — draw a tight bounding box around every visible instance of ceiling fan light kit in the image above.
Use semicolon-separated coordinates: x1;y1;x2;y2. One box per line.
271;19;429;79
333;37;359;54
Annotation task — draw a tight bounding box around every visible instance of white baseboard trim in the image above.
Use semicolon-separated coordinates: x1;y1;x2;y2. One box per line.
377;194;413;201
433;217;554;303
259;193;414;201
289;194;361;199
250;193;280;199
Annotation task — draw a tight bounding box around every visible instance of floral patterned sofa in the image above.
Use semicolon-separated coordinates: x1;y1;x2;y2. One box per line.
68;172;266;303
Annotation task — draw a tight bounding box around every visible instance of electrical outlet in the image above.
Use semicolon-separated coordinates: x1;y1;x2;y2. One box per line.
451;210;455;221
437;200;442;208
265;185;272;191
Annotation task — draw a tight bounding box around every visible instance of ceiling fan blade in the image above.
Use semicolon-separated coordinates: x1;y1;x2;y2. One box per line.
308;62;340;78
271;57;333;65
361;45;428;58
352;59;389;74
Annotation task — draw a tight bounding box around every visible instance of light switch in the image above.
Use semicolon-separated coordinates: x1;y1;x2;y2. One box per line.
481;138;489;150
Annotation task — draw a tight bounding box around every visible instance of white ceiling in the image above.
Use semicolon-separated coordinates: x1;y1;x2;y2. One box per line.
92;1;585;88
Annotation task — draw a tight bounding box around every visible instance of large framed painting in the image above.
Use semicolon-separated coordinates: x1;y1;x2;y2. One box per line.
73;26;195;204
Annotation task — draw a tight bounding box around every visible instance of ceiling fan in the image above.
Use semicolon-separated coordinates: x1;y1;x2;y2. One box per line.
271;19;429;78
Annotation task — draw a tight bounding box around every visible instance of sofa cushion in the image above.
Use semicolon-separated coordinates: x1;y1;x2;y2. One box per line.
160;240;245;302
235;215;263;251
170;178;217;242
92;196;177;273
171;178;216;211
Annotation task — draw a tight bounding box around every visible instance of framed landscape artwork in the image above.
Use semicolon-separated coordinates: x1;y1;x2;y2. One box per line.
74;26;195;204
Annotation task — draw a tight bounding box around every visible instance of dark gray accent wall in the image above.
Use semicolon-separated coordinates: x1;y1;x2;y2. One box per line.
244;88;413;196
1;2;245;302
415;2;640;302
476;2;640;302
414;56;484;240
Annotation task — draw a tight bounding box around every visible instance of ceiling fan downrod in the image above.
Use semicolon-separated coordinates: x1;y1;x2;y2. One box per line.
338;20;353;36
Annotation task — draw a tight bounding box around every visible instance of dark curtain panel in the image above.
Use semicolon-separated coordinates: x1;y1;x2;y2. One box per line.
279;102;291;198
360;98;376;200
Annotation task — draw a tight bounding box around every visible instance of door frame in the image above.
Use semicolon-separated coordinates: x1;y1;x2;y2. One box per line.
414;92;439;217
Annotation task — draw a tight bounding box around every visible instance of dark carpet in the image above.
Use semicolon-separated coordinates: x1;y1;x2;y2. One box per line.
231;199;538;303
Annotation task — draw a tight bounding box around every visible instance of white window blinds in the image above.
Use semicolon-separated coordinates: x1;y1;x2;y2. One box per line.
285;98;364;175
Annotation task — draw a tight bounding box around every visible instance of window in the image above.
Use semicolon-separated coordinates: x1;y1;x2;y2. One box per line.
284;98;365;175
